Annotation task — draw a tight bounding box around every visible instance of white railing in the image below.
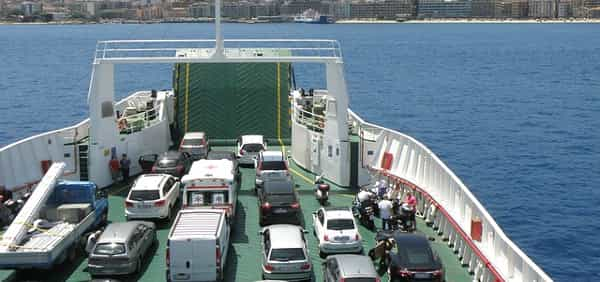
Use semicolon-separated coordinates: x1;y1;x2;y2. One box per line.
292;105;326;133
94;39;343;63
348;110;552;282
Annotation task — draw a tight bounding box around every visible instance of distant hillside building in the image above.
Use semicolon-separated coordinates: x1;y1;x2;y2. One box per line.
417;0;472;18
528;0;556;17
21;1;43;16
511;0;529;17
349;0;416;19
472;0;495;17
557;0;572;17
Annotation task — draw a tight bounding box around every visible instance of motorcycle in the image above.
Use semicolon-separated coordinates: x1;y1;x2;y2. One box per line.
368;230;394;267
314;175;330;206
393;203;416;232
352;199;376;230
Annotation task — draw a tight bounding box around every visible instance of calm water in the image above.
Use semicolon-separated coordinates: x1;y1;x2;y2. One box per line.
1;23;599;281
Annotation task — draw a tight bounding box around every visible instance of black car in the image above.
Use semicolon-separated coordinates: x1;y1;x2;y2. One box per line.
388;232;444;282
257;179;301;226
151;151;192;177
207;150;240;180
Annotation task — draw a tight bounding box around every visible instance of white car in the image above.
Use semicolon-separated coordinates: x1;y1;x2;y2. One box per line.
313;207;363;258
255;150;292;188
125;174;180;220
260;224;312;281
236;135;266;165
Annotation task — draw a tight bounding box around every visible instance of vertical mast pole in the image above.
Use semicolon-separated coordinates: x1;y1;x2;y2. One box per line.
214;0;224;58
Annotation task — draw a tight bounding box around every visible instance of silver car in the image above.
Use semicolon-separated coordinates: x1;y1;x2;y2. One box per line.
260;224;312;281
323;254;380;282
88;221;157;277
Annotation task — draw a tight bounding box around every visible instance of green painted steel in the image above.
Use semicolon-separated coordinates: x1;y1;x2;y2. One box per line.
173;63;292;141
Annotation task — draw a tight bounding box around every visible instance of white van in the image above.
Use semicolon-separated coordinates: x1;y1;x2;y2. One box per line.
181;159;238;217
166;209;230;282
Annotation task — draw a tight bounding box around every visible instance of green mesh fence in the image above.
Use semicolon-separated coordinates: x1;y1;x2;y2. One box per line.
173;62;292;144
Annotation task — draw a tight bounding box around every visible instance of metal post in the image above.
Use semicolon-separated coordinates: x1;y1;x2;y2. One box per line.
213;0;224;58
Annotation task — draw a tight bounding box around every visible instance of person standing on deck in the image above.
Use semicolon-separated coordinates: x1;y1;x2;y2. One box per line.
378;195;393;231
120;154;131;183
405;191;417;223
109;157;120;183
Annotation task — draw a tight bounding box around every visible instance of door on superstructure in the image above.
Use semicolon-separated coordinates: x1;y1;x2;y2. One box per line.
311;134;321;172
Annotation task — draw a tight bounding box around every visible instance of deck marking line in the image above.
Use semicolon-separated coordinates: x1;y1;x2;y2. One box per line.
289;167;313;184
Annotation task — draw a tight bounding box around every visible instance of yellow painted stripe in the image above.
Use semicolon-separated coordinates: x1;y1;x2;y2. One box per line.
289;167;313;184
185;63;190;132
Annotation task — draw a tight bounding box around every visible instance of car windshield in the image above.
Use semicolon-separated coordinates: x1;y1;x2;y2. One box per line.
129;190;160;201
242;143;263;152
265;181;293;194
396;245;435;267
269;248;305;261
327;219;355;230
94;243;126;255
208;152;234;161
157;160;176;168
260;161;286;170
183;139;204;146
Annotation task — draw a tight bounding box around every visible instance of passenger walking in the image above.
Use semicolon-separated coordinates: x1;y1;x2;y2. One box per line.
377;180;388;198
378;195;393;231
120;154;131;183
109;157;120;183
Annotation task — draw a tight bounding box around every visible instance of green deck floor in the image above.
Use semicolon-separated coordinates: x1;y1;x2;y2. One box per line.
1;146;472;282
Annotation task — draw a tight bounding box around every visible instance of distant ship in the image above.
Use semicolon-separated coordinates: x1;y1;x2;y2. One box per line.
293;9;335;24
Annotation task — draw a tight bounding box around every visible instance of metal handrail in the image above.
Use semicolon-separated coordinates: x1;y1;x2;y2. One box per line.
293;105;326;132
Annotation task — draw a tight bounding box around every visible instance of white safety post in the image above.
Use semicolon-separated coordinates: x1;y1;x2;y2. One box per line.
213;0;225;58
0;162;66;251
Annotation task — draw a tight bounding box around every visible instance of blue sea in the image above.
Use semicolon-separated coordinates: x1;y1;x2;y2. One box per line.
0;23;599;281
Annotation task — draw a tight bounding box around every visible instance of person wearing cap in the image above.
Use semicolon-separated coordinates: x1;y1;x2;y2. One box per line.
378;195;393;231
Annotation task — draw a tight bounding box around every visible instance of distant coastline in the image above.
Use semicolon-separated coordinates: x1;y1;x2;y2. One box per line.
2;18;600;25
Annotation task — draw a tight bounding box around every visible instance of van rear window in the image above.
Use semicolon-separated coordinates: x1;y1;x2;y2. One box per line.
129;190;160;201
242;144;264;152
183;139;204;146
260;161;286;171
269;248;305;261
187;191;229;206
264;181;293;194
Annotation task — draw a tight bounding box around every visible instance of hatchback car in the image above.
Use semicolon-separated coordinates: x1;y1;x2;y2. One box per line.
236;135;266;166
260;224;312;281
323;254;380;282
255;151;292;188
258;179;301;226
388;232;444;282
313;207;363;258
125;174;180;220
179;132;209;160
88;221;157;277
151;151;192;177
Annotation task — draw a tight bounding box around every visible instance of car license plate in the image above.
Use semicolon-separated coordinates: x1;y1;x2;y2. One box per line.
273;208;287;214
414;273;431;279
335;236;349;241
137;203;152;208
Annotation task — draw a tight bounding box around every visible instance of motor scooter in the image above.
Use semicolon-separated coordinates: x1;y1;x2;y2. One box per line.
314;175;330;206
396;203;416;232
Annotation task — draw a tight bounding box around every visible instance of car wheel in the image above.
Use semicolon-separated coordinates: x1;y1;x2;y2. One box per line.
319;250;327;259
166;207;173;221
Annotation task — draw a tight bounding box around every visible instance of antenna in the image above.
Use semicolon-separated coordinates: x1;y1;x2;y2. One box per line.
213;0;224;58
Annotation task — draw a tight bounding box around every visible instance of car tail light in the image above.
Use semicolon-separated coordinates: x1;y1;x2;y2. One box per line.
151;166;157;172
261;202;271;211
239;149;245;155
154;199;166;207
201;139;206;145
375;277;380;282
355;234;360;241
264;264;273;271
290;202;300;209
339;278;345;282
397;269;412;277
432;269;443;277
125;200;134;208
166;246;170;267
300;263;311;270
324;234;329;241
216;246;221;266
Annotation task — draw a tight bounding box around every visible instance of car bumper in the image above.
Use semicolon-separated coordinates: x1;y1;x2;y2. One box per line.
262;269;311;281
125;207;169;219
88;262;136;276
319;241;363;254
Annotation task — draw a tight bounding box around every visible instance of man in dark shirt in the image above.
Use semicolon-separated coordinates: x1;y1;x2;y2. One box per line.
120;154;131;183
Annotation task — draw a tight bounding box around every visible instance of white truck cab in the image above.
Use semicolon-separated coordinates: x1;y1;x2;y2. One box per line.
181;159;238;217
167;209;230;282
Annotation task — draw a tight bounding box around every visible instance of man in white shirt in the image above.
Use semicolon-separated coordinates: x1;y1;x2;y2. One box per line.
378;195;393;231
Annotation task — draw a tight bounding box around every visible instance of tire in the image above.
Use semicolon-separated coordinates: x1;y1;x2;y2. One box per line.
166;207;173;222
319;250;327;259
100;211;108;226
135;257;142;274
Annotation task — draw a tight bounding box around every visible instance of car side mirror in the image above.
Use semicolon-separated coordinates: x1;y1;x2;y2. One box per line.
312;211;317;215
174;177;180;182
302;229;309;234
